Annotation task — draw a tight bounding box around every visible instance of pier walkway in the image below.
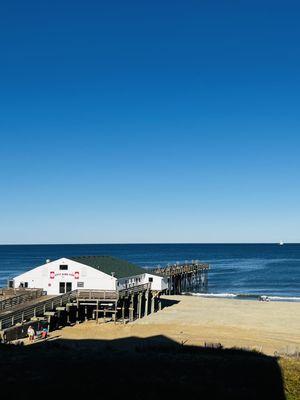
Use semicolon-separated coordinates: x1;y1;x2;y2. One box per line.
0;288;44;312
0;284;153;340
152;262;209;294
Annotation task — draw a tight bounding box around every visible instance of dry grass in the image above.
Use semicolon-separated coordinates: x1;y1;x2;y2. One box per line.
280;358;300;400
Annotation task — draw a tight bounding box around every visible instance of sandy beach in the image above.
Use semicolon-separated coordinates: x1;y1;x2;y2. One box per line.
49;295;300;355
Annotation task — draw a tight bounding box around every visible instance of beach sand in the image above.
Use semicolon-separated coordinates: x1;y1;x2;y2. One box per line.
50;295;300;355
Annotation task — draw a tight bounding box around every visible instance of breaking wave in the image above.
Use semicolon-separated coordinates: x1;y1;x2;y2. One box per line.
186;292;300;302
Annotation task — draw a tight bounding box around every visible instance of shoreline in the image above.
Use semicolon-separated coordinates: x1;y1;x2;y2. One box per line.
186;292;300;302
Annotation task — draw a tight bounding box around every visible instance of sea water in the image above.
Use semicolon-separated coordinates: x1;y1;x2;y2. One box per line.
0;243;299;301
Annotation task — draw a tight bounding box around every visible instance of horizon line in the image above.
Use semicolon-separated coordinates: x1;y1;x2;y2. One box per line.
0;242;295;246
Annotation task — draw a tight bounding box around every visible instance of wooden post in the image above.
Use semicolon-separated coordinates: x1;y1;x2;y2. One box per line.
67;307;70;325
138;293;142;319
85;306;88;321
145;290;149;316
129;294;134;322
113;302;117;324
76;303;79;323
122;300;125;324
151;294;155;314
158;297;162;311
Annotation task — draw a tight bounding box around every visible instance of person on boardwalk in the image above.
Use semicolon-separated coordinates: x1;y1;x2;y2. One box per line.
27;326;35;343
41;326;48;340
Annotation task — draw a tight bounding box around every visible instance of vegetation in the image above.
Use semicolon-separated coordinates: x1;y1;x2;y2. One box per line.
280;358;300;400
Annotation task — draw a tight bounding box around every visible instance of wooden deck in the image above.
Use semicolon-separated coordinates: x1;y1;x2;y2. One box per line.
0;285;152;333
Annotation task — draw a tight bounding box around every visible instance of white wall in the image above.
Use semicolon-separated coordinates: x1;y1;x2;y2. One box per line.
117;272;167;291
13;258;117;295
145;273;168;291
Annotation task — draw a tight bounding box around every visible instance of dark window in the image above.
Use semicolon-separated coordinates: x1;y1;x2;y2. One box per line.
149;277;153;282
66;282;72;292
59;282;65;294
59;265;68;270
77;282;84;288
24;282;28;288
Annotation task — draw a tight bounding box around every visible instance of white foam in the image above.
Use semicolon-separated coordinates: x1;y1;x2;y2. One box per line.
184;292;300;302
268;296;300;302
184;292;237;298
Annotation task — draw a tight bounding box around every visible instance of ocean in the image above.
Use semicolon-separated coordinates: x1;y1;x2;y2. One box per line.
0;243;299;301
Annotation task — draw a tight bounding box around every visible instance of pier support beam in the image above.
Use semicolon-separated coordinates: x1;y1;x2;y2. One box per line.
129;294;134;322
151;294;155;314
145;290;149;316
138;293;142;319
121;300;125;324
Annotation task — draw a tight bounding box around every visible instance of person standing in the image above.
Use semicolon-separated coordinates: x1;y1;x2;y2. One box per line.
27;326;35;343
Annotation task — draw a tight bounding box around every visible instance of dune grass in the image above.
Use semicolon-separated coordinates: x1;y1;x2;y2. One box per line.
280;358;300;400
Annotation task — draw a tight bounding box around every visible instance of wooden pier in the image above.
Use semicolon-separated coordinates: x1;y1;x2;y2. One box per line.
0;261;209;342
152;261;209;294
0;284;159;342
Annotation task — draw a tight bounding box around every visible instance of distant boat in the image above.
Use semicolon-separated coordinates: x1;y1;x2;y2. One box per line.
279;241;284;246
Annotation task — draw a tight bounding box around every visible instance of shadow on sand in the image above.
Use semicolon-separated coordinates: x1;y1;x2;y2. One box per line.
0;335;286;400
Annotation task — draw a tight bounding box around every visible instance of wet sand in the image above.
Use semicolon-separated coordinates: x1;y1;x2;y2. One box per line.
47;295;300;355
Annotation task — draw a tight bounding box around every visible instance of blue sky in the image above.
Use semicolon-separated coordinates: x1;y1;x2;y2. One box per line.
1;1;300;243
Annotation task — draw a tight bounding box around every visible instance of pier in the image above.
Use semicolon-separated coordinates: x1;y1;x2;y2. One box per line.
0;284;158;342
0;261;209;342
152;261;209;294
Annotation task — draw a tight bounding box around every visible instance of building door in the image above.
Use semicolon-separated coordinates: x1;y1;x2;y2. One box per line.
59;282;72;294
66;282;72;292
59;282;66;294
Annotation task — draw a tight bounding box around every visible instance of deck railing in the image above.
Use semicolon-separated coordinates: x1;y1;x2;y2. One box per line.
0;289;44;312
152;262;209;276
77;289;118;300
0;290;78;331
77;284;151;301
118;283;151;297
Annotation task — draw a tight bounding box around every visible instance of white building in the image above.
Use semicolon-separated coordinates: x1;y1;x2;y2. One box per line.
12;255;167;295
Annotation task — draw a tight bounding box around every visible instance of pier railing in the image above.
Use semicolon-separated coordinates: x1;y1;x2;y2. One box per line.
0;290;78;331
119;283;151;297
150;262;209;295
0;289;44;312
77;284;151;301
151;262;209;276
77;289;118;301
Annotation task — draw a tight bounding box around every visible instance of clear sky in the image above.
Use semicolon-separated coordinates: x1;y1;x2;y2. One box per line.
1;1;300;244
